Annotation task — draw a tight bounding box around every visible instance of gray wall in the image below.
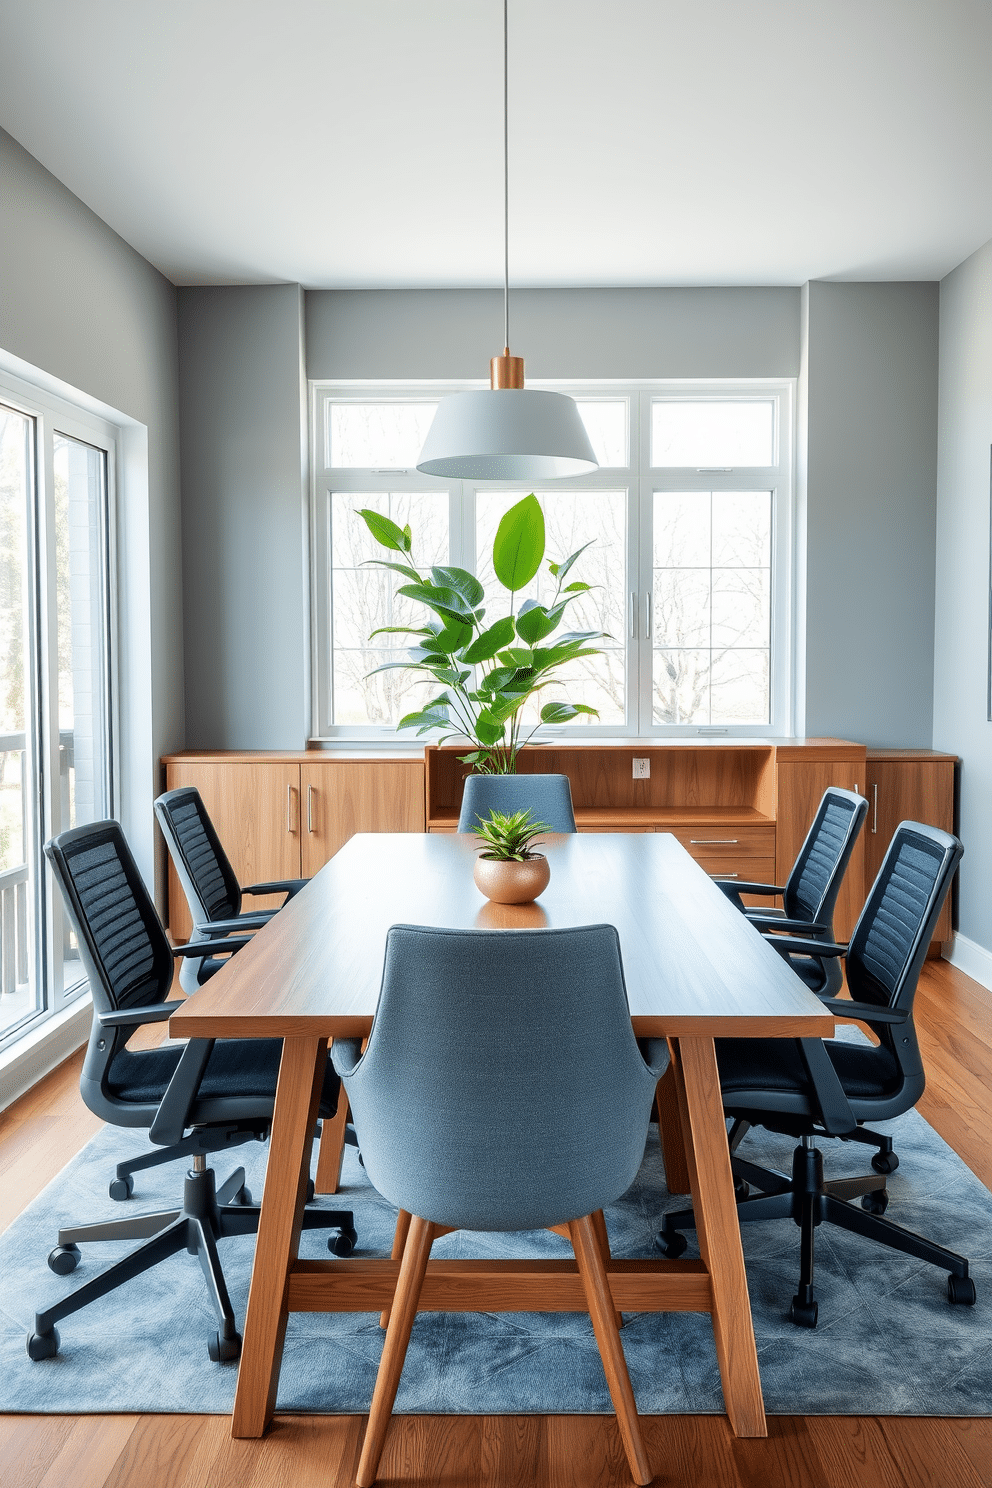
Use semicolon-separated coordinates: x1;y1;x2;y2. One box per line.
0;128;183;891
933;239;992;954
178;284;309;749
306;287;801;380
801;281;939;746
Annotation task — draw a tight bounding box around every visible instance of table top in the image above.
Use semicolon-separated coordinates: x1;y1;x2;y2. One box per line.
169;833;834;1043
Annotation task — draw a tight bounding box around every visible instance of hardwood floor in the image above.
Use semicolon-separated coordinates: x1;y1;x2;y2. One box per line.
2;959;991;1488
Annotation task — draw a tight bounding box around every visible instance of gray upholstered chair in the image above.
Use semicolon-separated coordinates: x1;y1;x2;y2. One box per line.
332;923;666;1487
457;772;577;833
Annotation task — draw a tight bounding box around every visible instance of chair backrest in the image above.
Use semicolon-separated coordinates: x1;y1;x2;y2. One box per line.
457;773;577;834
846;821;962;1023
782;787;869;926
154;786;243;927
339;924;658;1232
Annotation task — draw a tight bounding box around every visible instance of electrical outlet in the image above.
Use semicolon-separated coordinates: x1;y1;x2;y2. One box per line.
632;757;650;780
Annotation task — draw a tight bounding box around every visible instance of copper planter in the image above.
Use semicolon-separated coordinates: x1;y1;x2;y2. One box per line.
473;854;551;905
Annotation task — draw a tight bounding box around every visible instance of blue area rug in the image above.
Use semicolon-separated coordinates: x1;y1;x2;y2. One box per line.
1;1069;989;1416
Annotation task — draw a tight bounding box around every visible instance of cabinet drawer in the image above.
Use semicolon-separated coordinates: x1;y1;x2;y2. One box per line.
690;852;776;884
666;824;776;859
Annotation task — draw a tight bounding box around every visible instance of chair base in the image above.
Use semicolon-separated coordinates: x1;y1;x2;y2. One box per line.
656;1137;974;1327
29;1162;357;1363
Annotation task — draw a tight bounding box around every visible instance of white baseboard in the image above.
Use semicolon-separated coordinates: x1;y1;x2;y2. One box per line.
943;932;992;993
0;996;91;1114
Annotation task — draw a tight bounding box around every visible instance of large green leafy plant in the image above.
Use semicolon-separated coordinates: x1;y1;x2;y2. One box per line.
357;494;604;773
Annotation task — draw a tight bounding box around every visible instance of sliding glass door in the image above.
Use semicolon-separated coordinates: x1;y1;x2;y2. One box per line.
0;386;115;1050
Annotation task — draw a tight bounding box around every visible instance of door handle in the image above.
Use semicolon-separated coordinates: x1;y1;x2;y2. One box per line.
286;784;297;834
307;784;315;835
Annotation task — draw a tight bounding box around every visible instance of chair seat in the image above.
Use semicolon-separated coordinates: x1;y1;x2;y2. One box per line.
108;1038;340;1115
717;1036;901;1102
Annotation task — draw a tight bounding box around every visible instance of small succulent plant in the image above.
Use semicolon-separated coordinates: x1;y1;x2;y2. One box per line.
471;808;552;862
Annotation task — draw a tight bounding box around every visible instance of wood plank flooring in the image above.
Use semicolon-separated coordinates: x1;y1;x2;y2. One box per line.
2;958;990;1488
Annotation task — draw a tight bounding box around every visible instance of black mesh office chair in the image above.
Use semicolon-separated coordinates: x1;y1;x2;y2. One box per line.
154;786;307;993
657;822;975;1329
30;820;356;1364
715;786;868;999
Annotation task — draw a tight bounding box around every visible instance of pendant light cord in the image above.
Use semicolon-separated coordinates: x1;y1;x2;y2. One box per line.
503;0;510;353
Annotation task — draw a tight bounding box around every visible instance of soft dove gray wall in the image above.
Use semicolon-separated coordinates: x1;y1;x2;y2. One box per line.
933;239;992;956
177;284;309;749
0;127;183;892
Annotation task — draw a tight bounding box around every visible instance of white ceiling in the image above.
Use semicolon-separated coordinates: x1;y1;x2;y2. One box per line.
3;0;992;289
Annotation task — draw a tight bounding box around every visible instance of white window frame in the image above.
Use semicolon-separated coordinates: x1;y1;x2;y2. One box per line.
0;369;119;1052
309;379;796;743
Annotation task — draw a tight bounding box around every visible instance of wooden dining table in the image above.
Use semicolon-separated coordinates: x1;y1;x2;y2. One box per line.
170;831;834;1441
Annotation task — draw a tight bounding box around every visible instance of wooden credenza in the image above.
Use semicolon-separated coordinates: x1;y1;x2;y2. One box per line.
161;752;425;940
161;740;957;947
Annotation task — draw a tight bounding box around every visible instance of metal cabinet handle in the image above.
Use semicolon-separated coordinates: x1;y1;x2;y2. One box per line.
690;838;739;845
307;784;315;834
872;783;878;834
712;872;738;878
286;784;296;834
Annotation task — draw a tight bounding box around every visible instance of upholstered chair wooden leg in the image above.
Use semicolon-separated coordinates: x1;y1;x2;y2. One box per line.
590;1209;624;1331
357;1214;437;1487
379;1209;412;1330
568;1214;653;1486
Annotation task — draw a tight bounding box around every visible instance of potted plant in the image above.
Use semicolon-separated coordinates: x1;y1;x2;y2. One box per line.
356;493;605;774
470;808;553;904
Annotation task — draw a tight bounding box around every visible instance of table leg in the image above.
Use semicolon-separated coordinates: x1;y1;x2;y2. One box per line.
315;1085;350;1194
232;1036;328;1439
655;1061;690;1195
671;1036;767;1439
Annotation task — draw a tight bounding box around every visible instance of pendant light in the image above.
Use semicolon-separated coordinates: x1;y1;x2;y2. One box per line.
417;0;597;480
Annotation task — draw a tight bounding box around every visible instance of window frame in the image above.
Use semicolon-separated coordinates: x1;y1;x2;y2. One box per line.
0;370;118;1053
309;379;796;744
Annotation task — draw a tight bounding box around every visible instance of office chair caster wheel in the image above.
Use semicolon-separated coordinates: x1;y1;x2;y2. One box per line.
26;1328;60;1360
207;1330;242;1363
232;1185;253;1206
328;1226;358;1257
789;1296;818;1328
48;1243;81;1275
871;1151;899;1175
654;1227;688;1259
861;1189;888;1215
109;1175;134;1201
306;1178;315;1202
947;1274;977;1306
734;1178;750;1201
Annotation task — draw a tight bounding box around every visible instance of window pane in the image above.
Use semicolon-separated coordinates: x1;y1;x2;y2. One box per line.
330;491;448;726
653;490;771;727
651;401;774;467
574;400;628;467
476;489;627;727
327;402;439;468
0;407;37;1037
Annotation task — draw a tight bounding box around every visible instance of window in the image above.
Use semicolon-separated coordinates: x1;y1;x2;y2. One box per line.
310;383;793;741
0;377;116;1052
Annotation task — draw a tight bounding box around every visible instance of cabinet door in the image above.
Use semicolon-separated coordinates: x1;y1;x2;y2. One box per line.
775;761;867;940
301;761;426;875
865;759;955;942
164;761;302;939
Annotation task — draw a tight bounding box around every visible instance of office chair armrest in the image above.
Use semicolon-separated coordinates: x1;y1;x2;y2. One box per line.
330;1038;365;1076
243;878;308;899
98;1000;184;1028
797;1038;858;1136
747;915;835;936
193;913;273;936
714;879;783;897
764;934;848;960
820;998;909;1026
639;1038;671;1079
174;937;254;958
149;1037;216;1146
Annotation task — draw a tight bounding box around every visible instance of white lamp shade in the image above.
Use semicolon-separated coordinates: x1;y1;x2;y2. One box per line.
417;388;598;479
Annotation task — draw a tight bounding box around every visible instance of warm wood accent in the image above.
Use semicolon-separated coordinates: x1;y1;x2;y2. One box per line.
161;752;425;937
655;1062;690;1196
313;1084;350;1196
865;749;957;944
170;833;833;1443
3;954;991;1488
163;758;302;940
774;745;866;939
300;759;425;876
